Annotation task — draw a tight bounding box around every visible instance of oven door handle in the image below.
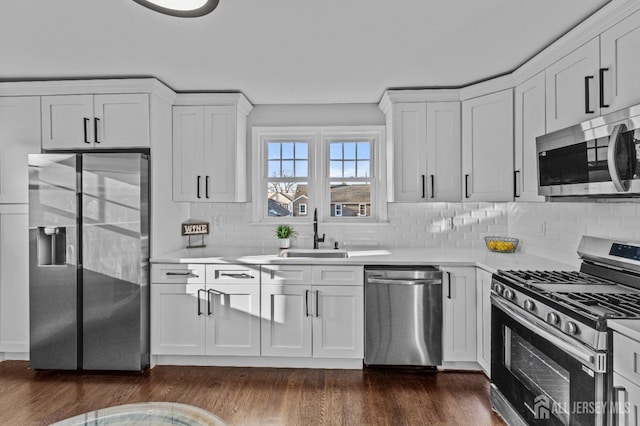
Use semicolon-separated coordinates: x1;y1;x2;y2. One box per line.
491;295;605;373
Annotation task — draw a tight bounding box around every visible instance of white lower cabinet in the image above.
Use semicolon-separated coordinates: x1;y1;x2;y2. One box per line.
261;265;364;359
475;268;493;375
151;283;206;355
0;205;29;353
442;267;477;362
613;331;640;425
151;264;261;356
613;373;640;426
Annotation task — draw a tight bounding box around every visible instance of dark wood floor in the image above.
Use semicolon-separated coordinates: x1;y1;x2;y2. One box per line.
0;361;504;425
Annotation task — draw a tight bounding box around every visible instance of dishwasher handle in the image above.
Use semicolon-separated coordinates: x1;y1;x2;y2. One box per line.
366;277;442;286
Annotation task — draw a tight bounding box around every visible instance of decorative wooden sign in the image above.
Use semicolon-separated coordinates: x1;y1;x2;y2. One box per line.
182;220;209;248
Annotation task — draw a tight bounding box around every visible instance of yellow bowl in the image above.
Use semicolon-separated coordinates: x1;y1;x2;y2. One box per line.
484;237;519;253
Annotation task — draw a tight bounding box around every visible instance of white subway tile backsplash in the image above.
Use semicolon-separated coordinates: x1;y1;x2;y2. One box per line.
508;201;640;267
189;201;509;253
189;199;632;265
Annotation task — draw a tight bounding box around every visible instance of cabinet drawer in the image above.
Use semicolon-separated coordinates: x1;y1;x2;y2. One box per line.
205;264;260;284
261;265;312;285
151;264;205;284
312;266;363;286
614;332;640;387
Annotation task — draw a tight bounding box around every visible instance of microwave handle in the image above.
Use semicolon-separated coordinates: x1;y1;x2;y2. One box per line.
607;123;630;192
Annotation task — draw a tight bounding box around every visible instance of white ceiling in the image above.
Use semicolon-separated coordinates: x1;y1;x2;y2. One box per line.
1;0;610;104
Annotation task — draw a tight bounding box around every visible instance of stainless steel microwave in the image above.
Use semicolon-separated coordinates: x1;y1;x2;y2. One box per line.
536;104;640;197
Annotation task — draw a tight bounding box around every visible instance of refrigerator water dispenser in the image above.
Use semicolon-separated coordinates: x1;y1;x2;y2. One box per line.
37;226;66;266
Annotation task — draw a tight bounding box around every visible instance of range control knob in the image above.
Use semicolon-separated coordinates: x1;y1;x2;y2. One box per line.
503;289;515;301
566;321;579;335
493;284;504;295
524;300;536;311
546;312;560;325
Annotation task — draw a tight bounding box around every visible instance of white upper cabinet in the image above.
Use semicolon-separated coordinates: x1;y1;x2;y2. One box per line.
545;38;601;133
0;97;41;203
41;94;150;149
379;92;461;202
545;8;640;133
600;9;640;114
172;94;252;203
426;102;462;201
461;89;514;202
514;72;546;202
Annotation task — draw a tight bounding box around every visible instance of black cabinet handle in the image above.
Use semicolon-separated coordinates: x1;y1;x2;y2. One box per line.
94;118;100;143
207;290;215;316
464;174;470;198
197;289;205;315
305;290;310;317
83;118;90;143
205;176;210;198
197;176;201;199
315;290;320;318
447;272;452;299
421;174;426;198
514;170;520;198
430;175;435;199
585;76;595;114
599;68;609;108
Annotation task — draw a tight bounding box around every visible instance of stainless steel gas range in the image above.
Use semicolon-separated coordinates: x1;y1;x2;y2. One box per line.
490;236;640;426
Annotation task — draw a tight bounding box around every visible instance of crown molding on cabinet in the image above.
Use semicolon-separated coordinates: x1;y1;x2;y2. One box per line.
512;0;640;86
458;74;515;101
0;78;177;104
378;89;460;113
173;93;253;115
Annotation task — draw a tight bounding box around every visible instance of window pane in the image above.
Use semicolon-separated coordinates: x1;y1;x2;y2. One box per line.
295;143;308;159
268;160;280;177
282;143;294;159
330;161;342;178
268;143;280;160
330;182;371;217
357;142;370;159
357;160;370;177
267;182;308;217
343;161;356;178
329;143;343;160
343;143;356;159
295;160;308;177
281;160;294;176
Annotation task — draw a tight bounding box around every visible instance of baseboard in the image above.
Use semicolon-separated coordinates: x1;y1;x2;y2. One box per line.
152;355;364;369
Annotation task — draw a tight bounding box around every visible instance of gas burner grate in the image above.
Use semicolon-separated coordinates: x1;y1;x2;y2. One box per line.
498;270;614;286
555;292;640;318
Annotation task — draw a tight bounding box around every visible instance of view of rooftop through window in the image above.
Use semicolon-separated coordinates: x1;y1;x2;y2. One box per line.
266;139;372;218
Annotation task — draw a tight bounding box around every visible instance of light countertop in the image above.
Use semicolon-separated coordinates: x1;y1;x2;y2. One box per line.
609;319;640;342
151;247;576;274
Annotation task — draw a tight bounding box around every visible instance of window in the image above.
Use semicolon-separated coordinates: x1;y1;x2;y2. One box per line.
266;140;309;217
253;126;386;223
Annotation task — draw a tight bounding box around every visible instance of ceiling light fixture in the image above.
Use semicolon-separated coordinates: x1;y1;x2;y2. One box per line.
132;0;220;17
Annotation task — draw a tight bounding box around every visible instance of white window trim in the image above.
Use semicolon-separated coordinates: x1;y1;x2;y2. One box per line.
334;204;343;217
359;203;366;216
299;203;307;215
252;126;387;223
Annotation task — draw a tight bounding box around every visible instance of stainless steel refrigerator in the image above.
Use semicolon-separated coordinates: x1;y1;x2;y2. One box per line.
28;153;149;371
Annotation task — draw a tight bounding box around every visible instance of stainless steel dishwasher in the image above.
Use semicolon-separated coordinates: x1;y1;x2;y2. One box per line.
364;266;443;367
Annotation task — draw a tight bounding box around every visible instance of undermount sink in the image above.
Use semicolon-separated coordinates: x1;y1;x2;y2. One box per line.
279;249;349;258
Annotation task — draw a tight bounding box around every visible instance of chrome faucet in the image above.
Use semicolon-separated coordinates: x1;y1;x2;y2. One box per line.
313;208;325;249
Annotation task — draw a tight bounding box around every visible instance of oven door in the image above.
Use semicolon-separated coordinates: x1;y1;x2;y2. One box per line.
491;296;607;426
